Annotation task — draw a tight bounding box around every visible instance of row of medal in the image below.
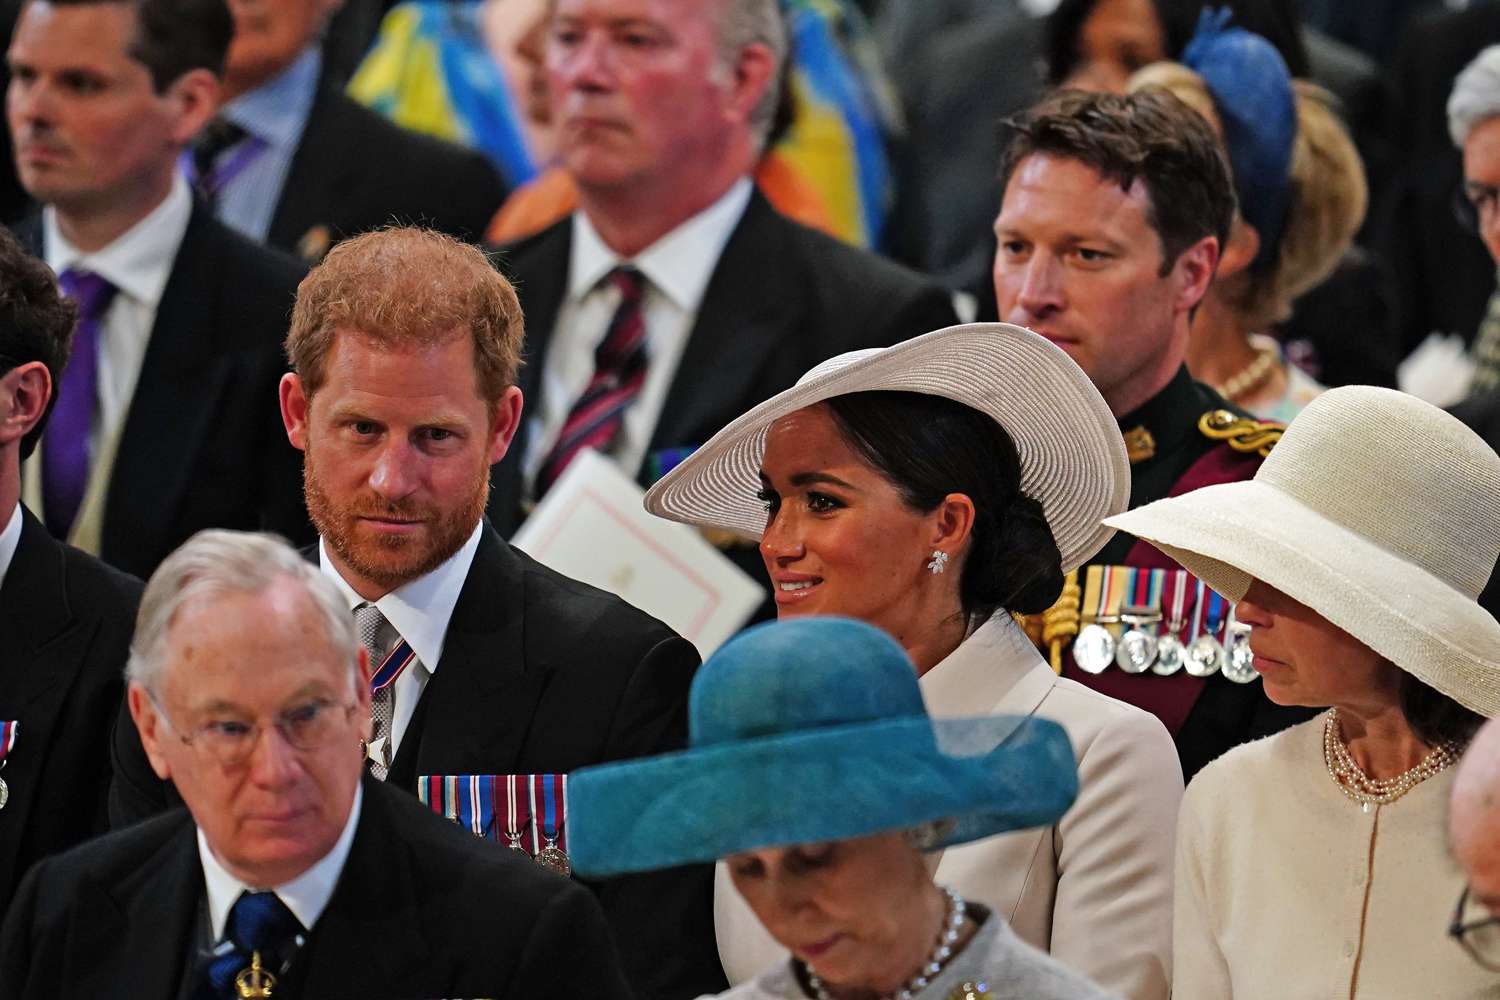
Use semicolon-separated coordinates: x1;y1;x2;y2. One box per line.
417;773;572;877
0;720;15;810
1071;566;1258;683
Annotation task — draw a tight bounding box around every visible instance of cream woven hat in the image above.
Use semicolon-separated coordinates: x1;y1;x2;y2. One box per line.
1106;385;1500;716
644;323;1130;574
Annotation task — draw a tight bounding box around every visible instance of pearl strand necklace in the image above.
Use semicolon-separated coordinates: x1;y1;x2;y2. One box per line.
1322;708;1460;812
805;886;966;1000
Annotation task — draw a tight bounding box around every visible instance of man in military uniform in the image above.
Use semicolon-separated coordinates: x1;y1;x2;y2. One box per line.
994;88;1315;779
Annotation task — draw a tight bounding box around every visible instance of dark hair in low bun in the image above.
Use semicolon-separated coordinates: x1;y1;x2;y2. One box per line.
823;391;1065;622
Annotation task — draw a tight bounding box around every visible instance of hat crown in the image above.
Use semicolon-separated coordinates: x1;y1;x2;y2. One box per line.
1255;386;1500;598
689;617;927;748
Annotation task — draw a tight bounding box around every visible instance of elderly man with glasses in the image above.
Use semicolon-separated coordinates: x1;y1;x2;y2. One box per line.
1450;715;1500;973
0;529;632;999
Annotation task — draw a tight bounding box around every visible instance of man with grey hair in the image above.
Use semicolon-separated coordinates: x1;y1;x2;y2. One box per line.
1449;715;1500;974
490;0;958;534
1449;43;1500;397
0;529;633;999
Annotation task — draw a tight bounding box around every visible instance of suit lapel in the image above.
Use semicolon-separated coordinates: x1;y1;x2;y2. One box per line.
489;221;571;535
0;510;95;896
267;82;352;254
66;817;201;995
100;205;231;571
648;190;797;456
387;526;540;786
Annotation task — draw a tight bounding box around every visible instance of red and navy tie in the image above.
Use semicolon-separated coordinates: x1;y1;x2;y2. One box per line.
535;266;649;495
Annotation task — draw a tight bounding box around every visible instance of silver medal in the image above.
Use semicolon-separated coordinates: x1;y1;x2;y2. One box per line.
1072;623;1116;674
0;774;7;811
1221;614;1258;684
1185;635;1225;677
535;841;572;878
1115;627;1158;673
1152;634;1185;675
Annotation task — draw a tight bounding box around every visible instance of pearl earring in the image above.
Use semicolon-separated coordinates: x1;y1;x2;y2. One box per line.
927;550;949;575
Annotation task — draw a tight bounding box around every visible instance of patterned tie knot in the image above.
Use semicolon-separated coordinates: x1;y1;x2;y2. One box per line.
57;268;117;321
607;264;645;304
353;603;392;661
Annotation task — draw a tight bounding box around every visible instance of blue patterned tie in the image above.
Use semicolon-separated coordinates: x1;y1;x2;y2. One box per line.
199;891;302;998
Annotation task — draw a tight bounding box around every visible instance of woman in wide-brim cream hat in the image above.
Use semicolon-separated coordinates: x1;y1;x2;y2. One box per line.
646;323;1184;1000
1105;384;1500;1000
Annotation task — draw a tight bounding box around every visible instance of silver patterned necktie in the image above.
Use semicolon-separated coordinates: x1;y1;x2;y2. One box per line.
353;602;396;780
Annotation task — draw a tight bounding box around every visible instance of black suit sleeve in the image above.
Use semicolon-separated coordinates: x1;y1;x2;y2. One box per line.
0;860;44;997
506;879;635;1000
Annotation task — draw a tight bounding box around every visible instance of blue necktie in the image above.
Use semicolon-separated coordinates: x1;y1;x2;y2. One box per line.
199;891;303;999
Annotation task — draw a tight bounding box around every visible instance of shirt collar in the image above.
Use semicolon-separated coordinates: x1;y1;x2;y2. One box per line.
317;521;484;674
567;176;754;309
220;45;322;149
0;504;22;591
198;782;363;940
42;171;192;308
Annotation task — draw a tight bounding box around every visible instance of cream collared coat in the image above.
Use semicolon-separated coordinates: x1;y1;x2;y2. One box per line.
711;615;1181;1000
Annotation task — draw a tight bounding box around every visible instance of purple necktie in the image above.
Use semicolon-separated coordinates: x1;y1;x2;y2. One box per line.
42;268;117;539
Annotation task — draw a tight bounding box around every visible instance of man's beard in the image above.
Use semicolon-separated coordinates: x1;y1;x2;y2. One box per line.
303;442;489;593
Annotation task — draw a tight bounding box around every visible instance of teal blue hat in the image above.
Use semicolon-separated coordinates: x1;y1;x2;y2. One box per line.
568;617;1080;877
1183;8;1295;271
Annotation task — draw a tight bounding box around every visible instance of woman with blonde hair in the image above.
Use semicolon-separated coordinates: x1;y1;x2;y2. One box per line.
1129;13;1366;419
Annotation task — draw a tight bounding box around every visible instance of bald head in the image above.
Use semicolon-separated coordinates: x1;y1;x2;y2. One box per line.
1452;717;1500;915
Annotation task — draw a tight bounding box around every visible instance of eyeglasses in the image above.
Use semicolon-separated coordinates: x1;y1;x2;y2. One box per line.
149;692;361;767
1450;885;1500;971
1453;181;1500;234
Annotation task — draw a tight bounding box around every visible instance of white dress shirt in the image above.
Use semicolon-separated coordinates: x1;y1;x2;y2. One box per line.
318;522;484;756
521;177;754;494
199;783;363;940
41;172;192;461
0;504;22;590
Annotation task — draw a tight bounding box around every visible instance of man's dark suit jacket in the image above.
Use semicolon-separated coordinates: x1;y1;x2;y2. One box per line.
265;81;506;260
0;508;139;920
15;203;312;579
487;187;962;536
0;776;633;999
110;523;719;999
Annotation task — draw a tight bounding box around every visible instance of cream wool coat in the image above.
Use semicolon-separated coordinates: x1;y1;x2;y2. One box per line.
1175;717;1500;999
712;614;1181;1000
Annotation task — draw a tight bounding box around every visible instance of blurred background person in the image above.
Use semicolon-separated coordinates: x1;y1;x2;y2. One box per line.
568;616;1119;1000
1109;385;1499;999
644;324;1181;1000
1129;14;1366;420
1449;716;1500;972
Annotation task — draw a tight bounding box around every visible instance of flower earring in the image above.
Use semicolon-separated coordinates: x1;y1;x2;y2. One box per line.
926;550;949;575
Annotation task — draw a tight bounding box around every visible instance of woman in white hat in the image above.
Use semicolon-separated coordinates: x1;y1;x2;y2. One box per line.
1105;385;1500;999
645;323;1183;1000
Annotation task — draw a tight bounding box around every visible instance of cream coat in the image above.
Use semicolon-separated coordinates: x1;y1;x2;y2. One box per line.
712;615;1181;1000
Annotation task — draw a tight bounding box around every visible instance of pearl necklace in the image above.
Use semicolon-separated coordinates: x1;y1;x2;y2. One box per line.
805;886;966;1000
1322;708;1460;812
1214;341;1280;402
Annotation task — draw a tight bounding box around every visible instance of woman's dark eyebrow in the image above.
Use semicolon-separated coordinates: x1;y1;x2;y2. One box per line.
787;471;856;490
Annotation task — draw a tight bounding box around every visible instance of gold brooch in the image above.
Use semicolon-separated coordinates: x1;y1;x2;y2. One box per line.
1197;409;1283;457
1122;425;1156;464
235;951;276;998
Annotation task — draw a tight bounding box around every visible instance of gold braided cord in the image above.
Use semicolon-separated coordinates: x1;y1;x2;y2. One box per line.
1041;570;1081;675
1197;409;1284;458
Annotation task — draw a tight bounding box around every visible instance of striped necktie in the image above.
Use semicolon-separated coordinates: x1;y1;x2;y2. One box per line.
42;268;117;539
536;266;649;495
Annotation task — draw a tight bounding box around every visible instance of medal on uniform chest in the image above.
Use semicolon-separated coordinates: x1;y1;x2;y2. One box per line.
504;776;530;853
1115;569;1165;673
1185;586;1228;678
533;775;572;878
1073;566;1121;674
0;721;17;811
1220;606;1259;684
235;951;275;998
1152;572;1191;676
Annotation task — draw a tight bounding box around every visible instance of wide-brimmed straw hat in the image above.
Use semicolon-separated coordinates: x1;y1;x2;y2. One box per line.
1106;385;1500;717
567;617;1079;877
643;323;1130;574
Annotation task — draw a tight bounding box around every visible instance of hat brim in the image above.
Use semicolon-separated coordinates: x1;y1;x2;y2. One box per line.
566;713;1079;877
1106;481;1500;717
643;324;1130;574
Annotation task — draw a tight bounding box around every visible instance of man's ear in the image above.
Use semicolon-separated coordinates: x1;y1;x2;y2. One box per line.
487;385;525;465
280;373;310;452
0;362;51;448
167;67;222;147
725;42;777;132
1173;234;1221;314
127;683;174;782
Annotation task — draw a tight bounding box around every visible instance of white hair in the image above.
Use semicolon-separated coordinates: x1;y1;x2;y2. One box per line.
714;0;788;150
1449;45;1500;147
127;530;359;694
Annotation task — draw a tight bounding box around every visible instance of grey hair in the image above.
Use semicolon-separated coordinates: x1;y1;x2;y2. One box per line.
126;530;359;694
1449;45;1500;147
713;0;788;150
